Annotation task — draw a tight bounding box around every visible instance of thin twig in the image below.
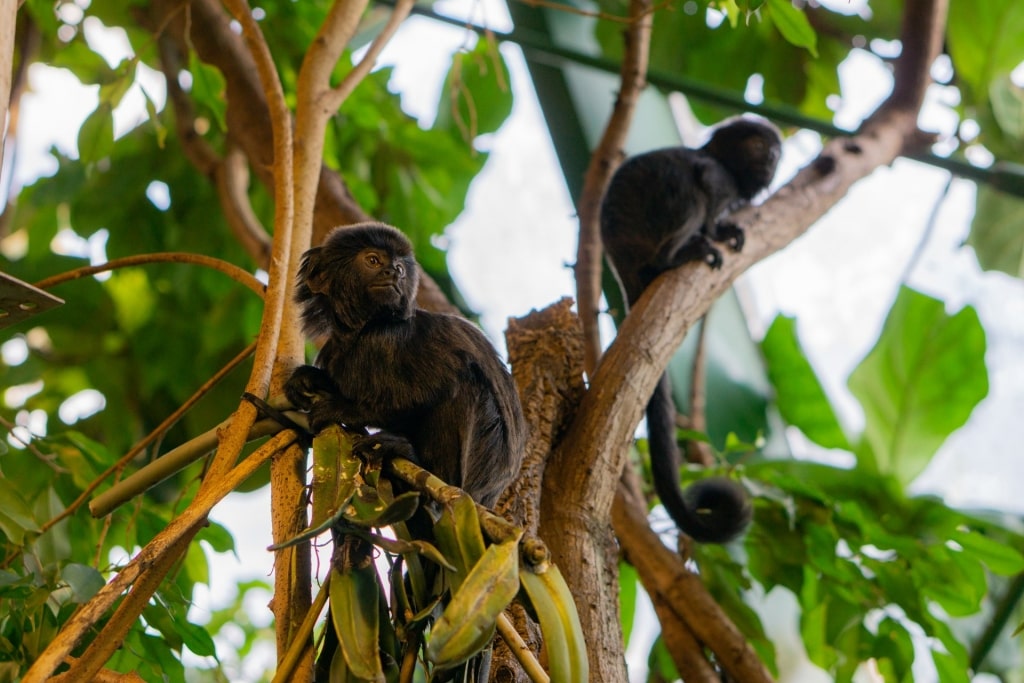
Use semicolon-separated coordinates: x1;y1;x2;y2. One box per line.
574;0;653;377
36;342;256;534
33;252;265;298
327;0;416;110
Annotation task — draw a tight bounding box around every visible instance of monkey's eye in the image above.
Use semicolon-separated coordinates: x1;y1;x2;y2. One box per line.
365;253;383;268
394;262;405;276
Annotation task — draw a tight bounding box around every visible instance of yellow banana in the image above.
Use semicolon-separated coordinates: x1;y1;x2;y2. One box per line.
519;562;589;683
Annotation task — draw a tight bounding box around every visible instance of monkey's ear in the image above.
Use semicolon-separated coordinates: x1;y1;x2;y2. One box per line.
299;247;331;295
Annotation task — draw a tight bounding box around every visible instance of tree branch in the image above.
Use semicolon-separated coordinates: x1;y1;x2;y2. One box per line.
497;298;585;535
574;0;653;377
22;431;294;682
142;0;456;314
34;252;266;297
613;479;774;683
156;34;273;266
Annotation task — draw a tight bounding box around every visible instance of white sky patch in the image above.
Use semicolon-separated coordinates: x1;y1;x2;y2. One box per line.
58;389;107;424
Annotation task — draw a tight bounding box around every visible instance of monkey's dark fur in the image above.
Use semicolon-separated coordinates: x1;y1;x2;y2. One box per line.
285;222;525;508
600;118;781;543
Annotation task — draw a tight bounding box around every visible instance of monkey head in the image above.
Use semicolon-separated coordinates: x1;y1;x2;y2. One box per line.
703;118;782;200
295;222;420;337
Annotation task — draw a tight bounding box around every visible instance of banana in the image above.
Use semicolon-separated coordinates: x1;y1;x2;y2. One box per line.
330;561;385;683
426;538;520;668
432;493;486;588
519;562;589;683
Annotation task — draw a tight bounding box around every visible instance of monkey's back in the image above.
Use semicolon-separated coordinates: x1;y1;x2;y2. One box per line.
600;147;711;301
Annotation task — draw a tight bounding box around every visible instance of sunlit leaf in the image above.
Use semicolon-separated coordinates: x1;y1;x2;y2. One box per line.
949;529;1024;575
434;37;513;141
946;0;1024;106
766;0;818;56
847;287;988;484
761;315;850;450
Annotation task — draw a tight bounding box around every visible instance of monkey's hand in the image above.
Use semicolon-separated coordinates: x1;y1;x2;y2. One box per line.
284;365;339;412
708;220;745;252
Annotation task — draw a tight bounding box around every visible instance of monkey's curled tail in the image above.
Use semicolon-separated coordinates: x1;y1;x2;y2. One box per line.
646;374;752;544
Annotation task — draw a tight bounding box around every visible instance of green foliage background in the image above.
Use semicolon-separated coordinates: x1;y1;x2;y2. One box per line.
1;0;1024;681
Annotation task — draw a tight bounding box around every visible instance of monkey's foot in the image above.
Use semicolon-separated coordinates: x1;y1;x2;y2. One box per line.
711;221;745;252
353;433;417;463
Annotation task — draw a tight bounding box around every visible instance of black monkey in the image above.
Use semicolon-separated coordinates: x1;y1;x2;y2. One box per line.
284;222;525;508
600;118;781;543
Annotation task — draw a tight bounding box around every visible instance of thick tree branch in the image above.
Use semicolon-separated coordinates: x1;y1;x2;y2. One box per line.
497;298;585;534
575;0;653;377
0;0;15;162
613;480;774;683
157;34;273;265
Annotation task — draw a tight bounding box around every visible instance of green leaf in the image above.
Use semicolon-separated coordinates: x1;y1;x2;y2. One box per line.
932;649;972;683
847;287;988;485
187;52;228;132
946;0;1024;106
98;58;138;109
967;184;1024;277
77;103;115;164
0;478;41;543
766;0;818;56
919;545;986;617
62;563;106;602
949;529;1024;575
434;37;513;141
875;618;915;680
432;494;487;589
990;76;1024;141
761;315;850;450
141;86;168;148
646;637;680;682
178;619;218;658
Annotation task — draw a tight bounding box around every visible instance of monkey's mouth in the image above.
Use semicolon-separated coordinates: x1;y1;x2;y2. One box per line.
369;283;403;298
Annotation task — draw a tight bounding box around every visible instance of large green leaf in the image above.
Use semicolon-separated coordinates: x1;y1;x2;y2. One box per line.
760;315;850;450
847;287;988;485
967;184;1024;277
434;37;514;141
946;0;1024;107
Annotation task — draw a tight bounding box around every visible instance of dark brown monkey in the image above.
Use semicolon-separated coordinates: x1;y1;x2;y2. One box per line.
284;222;525;508
600;118;781;543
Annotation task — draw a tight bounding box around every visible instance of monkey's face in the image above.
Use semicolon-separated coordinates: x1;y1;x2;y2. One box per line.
353;247;416;322
296;223;421;335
